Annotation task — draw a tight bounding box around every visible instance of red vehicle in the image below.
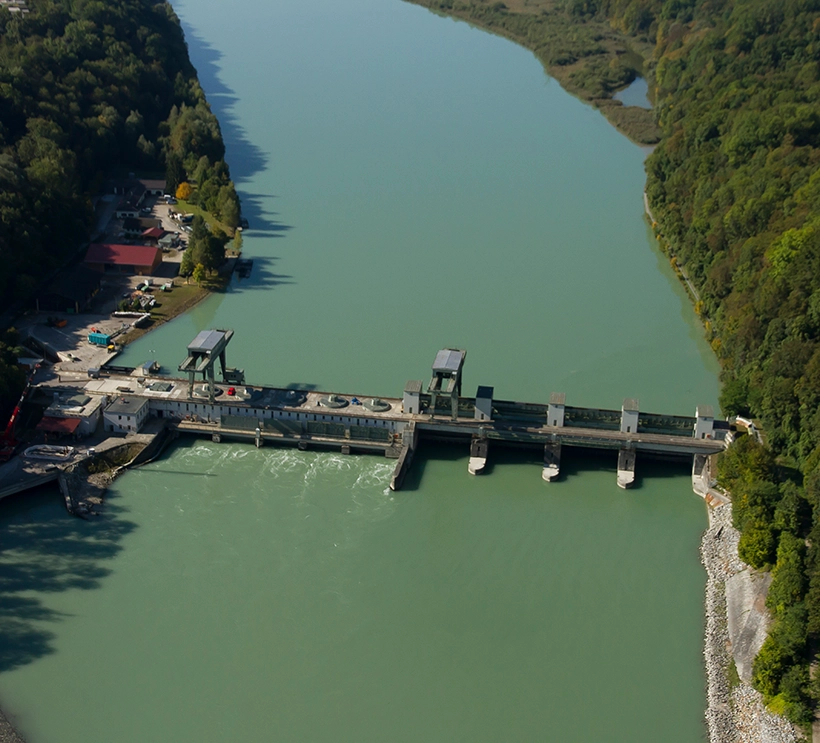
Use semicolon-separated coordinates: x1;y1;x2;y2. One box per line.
227;387;236;396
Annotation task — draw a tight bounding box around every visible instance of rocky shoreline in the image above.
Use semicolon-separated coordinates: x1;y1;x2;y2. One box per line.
0;708;25;743
702;502;801;743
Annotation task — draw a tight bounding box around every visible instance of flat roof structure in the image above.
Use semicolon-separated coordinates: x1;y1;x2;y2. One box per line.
45;393;103;419
106;396;149;416
433;349;465;374
188;330;229;355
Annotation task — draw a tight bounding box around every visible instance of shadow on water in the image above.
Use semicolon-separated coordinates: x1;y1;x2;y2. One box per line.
181;24;292;239
401;440;466;491
0;486;137;673
402;441;693;492
228;255;295;294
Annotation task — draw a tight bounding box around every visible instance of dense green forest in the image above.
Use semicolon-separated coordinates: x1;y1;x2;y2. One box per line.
0;0;240;386
634;0;820;724
410;0;820;728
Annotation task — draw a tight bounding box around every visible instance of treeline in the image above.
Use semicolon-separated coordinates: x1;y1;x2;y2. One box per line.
165;107;241;229
582;0;820;727
0;0;241;417
719;436;818;723
179;214;228;278
408;0;820;728
636;0;820;725
584;0;820;727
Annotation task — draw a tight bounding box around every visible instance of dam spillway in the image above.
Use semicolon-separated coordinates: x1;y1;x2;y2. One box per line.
73;331;729;493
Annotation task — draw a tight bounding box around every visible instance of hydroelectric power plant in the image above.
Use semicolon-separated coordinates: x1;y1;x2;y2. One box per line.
4;329;730;504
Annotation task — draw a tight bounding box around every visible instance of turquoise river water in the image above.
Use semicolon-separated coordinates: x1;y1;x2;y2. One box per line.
0;1;721;741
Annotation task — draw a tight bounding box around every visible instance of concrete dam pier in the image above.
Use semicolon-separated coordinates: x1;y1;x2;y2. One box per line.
74;330;729;494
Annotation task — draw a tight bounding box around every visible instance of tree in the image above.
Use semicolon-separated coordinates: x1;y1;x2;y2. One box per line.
176;181;193;200
192;263;206;286
166;152;184;194
216;184;240;229
738;520;777;569
179;248;194;278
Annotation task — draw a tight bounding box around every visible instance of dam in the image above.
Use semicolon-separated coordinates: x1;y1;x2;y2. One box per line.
68;329;728;493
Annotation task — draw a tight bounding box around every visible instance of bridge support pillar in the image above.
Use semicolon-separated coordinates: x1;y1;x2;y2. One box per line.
468;434;488;475
542;440;561;481
617;447;636;489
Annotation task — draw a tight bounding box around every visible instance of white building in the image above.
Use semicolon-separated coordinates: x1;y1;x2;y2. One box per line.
104;396;149;433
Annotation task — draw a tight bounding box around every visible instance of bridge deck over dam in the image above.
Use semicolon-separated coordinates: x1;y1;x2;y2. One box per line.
70;334;728;492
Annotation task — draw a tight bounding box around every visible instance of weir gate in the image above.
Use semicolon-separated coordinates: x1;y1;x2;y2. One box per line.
83;330;729;493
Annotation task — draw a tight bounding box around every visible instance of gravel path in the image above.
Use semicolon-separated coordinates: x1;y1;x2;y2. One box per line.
702;503;801;742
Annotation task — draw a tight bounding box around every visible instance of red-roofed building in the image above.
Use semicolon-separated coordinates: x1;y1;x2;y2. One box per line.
141;227;167;245
84;244;162;275
36;417;82;436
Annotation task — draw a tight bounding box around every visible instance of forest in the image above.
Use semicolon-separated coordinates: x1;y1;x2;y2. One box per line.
0;0;240;381
646;0;820;725
409;0;820;728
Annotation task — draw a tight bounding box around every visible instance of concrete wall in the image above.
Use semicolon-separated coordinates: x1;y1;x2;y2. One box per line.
147;398;406;437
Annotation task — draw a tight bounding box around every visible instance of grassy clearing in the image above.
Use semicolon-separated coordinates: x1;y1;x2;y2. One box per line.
175;199;235;237
117;282;209;345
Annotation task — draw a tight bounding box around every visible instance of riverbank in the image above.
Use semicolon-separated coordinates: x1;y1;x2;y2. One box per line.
0;709;25;743
702;502;800;743
404;0;661;144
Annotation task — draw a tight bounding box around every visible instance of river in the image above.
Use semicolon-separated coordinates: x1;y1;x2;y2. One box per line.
0;0;720;741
